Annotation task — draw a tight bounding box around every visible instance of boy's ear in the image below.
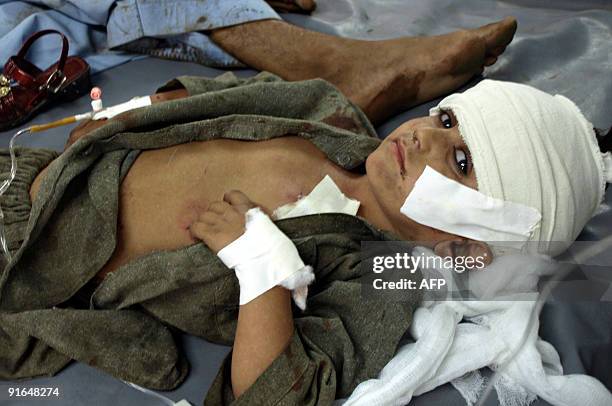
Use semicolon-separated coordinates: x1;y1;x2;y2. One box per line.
433;238;493;267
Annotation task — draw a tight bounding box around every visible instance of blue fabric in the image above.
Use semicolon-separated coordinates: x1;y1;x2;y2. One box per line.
0;0;279;74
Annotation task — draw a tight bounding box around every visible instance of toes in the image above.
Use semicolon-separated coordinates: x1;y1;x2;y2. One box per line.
484;56;498;66
491;46;505;55
477;16;518;52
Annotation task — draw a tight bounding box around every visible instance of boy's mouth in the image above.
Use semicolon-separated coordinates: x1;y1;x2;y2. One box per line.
393;140;406;174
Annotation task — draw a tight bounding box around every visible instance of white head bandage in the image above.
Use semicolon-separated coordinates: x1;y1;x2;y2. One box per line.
414;79;608;256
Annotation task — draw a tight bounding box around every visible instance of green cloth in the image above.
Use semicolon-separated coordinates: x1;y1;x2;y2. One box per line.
0;72;422;404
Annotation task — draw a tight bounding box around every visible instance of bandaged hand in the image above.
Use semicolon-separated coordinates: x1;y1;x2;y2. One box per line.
191;190;315;310
189;190;256;254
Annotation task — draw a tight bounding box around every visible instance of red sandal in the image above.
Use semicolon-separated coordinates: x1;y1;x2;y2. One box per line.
0;30;91;131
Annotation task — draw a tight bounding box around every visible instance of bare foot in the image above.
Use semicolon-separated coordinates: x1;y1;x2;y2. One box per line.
332;17;518;122
265;0;316;13
210;17;517;123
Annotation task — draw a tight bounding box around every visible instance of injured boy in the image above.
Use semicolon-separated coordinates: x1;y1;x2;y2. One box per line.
1;18;611;406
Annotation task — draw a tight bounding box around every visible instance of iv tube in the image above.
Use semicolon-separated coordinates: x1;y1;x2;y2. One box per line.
0;127;31;263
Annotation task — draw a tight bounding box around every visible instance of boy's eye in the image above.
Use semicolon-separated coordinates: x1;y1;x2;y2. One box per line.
439;111;453;129
454;148;470;175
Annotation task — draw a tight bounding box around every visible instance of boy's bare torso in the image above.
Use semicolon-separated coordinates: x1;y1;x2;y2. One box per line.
30;136;342;280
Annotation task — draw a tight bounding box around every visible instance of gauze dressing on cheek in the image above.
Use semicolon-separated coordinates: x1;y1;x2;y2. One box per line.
217;207;314;310
400;166;542;249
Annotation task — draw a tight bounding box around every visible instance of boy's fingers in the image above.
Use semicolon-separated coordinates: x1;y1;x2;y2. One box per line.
198;211;220;224
208;201;231;214
224;190;255;212
189;222;210;239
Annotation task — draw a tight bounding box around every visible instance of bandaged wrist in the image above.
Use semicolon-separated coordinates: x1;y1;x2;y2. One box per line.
217;207;314;310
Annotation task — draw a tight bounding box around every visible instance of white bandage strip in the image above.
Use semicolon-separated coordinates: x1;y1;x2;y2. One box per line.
401;166;542;248
92;96;152;120
217;207;314;310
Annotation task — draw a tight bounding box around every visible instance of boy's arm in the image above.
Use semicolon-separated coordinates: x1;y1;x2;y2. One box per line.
188;190;295;398
64;88;189;149
231;287;294;398
190;190;421;404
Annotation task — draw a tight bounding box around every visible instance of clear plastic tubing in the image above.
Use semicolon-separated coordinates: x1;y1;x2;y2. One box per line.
0;127;31;263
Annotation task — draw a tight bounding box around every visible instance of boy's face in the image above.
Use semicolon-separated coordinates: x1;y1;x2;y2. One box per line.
366;110;482;247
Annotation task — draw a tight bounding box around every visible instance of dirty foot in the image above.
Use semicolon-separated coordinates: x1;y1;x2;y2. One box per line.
209;17;516;124
334;17;518;123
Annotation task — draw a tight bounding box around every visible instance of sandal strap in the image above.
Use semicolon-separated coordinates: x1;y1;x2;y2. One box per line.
3;30;69;93
17;30;69;72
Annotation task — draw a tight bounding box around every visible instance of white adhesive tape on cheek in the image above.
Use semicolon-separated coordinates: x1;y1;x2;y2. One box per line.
217;207;313;307
400;166;542;247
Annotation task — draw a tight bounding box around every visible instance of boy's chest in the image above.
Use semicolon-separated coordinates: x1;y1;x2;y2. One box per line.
116;136;338;253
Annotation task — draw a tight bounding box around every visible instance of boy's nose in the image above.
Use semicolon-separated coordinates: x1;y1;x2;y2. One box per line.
414;127;448;156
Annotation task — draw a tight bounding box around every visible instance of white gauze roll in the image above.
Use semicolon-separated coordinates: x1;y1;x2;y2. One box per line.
217;207;314;310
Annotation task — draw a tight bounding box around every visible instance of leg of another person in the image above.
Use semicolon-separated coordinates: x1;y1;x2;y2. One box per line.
210;18;517;124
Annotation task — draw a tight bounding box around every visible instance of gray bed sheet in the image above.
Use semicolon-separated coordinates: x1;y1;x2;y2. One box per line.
1;1;611;405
